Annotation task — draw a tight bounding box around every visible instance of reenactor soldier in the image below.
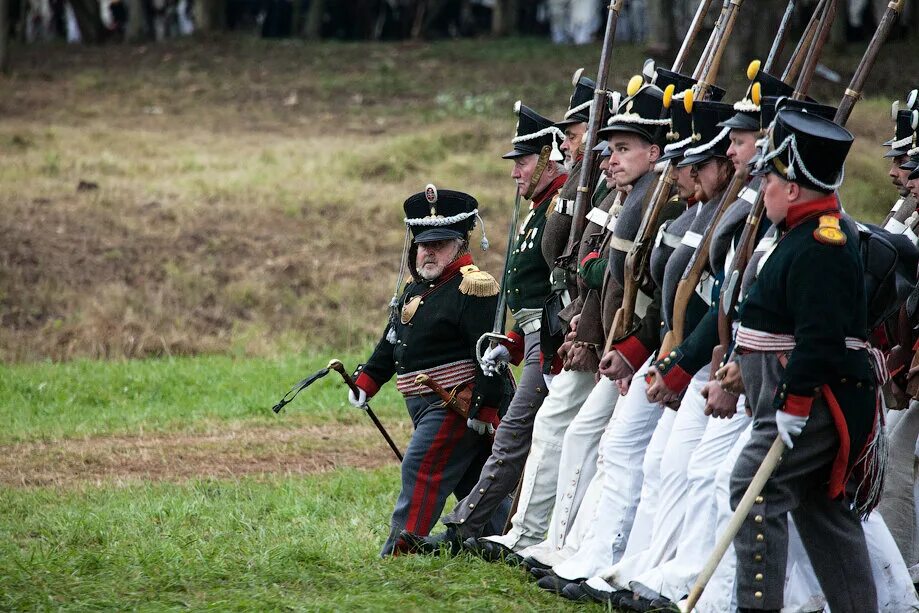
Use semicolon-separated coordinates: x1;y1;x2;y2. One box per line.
464;70;605;562
348;186;511;557
726;104;880;612
402;101;568;552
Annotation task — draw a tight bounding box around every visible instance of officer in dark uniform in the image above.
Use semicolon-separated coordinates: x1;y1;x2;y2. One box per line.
402;101;568;552
727;105;880;612
350;186;511;557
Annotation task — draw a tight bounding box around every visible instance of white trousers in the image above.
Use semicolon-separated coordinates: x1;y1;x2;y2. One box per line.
547;0;601;44
553;357;670;580
516;375;620;558
610;372;755;599
484;368;596;551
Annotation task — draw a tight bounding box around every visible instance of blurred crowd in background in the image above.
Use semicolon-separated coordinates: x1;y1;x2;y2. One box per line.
6;0;916;48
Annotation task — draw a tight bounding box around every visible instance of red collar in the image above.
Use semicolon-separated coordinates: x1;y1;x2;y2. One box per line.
531;174;569;208
440;253;474;279
784;193;840;230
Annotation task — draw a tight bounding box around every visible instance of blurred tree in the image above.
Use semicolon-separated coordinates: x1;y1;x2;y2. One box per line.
125;0;144;41
69;0;107;42
304;0;323;38
0;0;8;74
196;0;227;32
492;0;518;35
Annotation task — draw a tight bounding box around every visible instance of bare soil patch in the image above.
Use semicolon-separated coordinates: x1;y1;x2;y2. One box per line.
0;423;409;487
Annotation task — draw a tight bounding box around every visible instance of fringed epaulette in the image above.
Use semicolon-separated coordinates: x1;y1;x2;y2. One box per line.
814;215;846;246
459;265;499;297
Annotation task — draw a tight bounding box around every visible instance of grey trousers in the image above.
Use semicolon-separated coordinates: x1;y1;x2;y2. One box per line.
877;403;919;567
731;351;877;612
442;331;550;537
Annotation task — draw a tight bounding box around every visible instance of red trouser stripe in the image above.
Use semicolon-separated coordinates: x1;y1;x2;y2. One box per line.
404;410;465;534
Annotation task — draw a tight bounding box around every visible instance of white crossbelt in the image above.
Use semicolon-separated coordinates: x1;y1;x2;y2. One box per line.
555;197;575;215
513;307;542;334
396;359;477;396
586;207;609;227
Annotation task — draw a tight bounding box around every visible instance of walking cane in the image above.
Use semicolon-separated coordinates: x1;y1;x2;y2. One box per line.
271;358;404;462
684;436;785;611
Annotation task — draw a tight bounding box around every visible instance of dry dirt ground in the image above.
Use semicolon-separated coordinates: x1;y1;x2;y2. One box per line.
0;423;410;487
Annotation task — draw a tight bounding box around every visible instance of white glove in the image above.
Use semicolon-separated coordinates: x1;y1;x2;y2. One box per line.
467;417;496;436
543;373;555;388
776;409;808;449
348;387;367;409
481;344;511;377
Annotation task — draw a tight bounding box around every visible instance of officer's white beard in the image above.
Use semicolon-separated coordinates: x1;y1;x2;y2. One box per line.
416;240;465;281
564;156;576;174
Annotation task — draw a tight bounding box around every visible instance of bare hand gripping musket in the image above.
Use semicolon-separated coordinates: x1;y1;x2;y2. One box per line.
687;2;907;609
606;0;744;350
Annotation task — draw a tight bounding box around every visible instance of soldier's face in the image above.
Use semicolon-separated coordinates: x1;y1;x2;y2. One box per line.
763;172;794;224
889;154;911;195
691;158;730;203
511;154;539;196
674;164;695;200
599;154;615;188
607;133;658;188
561;123;587;169
727;130;757;171
908;175;919;200
415;239;462;280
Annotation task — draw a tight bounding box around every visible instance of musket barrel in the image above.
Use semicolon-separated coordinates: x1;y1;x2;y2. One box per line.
763;0;797;72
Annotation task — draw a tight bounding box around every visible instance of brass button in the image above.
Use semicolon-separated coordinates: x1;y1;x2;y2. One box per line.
755;573;764;581
755;495;764;504
479;488;485;494
429;283;435;288
754;515;763;523
670;351;677;358
460;518;465;524
841;378;847;383
754;591;763;599
857;382;863;388
756;533;765;542
782;383;787;389
488;474;496;480
497;460;504;466
515;288;520;293
535;387;543;393
754;554;763;562
395;361;399;365
419;301;424;306
468;503;475;509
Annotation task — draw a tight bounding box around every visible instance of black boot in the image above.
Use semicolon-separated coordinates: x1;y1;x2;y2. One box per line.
398;526;463;556
462;537;525;566
536;574;583;595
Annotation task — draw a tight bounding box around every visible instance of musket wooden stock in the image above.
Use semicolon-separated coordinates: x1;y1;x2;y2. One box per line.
414;374;473;419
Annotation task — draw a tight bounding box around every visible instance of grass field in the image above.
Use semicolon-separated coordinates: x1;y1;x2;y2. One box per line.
2;33;917;610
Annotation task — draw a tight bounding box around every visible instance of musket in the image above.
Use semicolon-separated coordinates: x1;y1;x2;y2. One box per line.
661;0;799;358
414;374;472;419
558;0;715;273
714;0;839;363
476;190;521;365
764;0;796;70
607;0;744;346
689;8;907;604
555;0;627;272
271;359;404;462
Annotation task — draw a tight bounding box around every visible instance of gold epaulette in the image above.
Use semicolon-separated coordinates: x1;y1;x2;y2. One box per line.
813;215;846;246
459;265;499;297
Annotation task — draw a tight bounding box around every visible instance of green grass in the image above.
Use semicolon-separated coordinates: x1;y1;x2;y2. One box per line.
0;352;410;445
0;470;600;611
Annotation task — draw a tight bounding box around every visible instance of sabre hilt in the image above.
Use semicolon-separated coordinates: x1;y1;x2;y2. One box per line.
476;332;512;372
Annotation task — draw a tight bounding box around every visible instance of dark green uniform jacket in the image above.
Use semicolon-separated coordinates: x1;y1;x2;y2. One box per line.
737;193;876;497
502;173;567;361
356;254;506;419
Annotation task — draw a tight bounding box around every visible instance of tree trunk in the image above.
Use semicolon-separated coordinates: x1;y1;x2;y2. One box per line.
303;0;322;39
125;0;144;41
492;0;518;36
68;0;107;43
0;0;9;74
195;0;226;33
